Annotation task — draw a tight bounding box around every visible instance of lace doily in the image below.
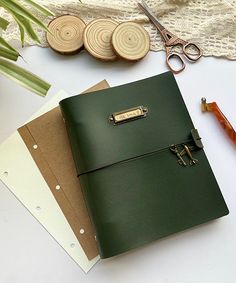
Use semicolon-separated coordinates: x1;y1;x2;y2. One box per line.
1;0;236;59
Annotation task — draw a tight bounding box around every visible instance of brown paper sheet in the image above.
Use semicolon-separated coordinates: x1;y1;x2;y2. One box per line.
18;80;109;260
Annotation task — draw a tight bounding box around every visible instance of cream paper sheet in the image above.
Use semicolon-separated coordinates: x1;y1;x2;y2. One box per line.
0;90;100;273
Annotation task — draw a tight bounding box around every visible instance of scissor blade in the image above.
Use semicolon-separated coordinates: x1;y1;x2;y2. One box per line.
138;1;165;32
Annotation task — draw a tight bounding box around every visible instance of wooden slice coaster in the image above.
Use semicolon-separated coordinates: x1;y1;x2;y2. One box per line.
46;15;86;55
112;22;150;61
83;19;118;61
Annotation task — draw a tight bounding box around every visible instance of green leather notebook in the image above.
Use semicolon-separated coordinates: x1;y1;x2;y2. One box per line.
60;72;229;259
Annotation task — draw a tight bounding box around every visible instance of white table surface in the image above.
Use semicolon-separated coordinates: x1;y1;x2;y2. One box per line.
0;46;236;283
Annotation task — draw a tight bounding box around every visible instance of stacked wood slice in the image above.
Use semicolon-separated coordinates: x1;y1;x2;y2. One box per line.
46;15;86;55
83;19;118;61
47;16;150;62
112;22;150;61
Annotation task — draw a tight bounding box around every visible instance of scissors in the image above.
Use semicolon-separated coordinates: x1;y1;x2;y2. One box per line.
138;0;203;74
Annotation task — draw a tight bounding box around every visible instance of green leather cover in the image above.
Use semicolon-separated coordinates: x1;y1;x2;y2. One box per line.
60;72;229;259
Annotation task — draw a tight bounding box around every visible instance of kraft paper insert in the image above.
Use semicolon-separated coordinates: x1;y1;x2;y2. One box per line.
18;80;109;260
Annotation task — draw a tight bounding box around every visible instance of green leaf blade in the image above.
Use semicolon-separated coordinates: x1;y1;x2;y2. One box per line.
0;36;19;53
23;0;55;17
0;46;19;61
0;0;49;31
0;16;9;30
18;20;25;47
13;13;41;44
0;58;51;97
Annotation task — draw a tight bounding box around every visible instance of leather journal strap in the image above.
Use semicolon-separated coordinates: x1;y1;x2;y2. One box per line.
78;129;203;176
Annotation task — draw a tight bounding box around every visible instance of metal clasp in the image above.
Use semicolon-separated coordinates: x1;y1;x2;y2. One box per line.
170;129;203;167
109;106;148;125
170;144;198;167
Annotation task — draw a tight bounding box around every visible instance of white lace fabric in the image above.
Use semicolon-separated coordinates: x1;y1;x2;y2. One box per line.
1;0;236;59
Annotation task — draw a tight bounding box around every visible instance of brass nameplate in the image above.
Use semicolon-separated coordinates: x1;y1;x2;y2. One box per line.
109;106;148;124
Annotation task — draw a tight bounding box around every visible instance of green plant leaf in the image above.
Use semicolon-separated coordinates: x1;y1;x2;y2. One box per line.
0;0;49;31
0;36;19;53
13;13;40;45
23;0;55;16
17;19;25;46
0;16;9;30
11;15;25;46
0;58;51;96
0;46;19;60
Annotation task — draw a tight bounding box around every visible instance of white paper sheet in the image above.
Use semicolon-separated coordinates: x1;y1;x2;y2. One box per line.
0;91;99;273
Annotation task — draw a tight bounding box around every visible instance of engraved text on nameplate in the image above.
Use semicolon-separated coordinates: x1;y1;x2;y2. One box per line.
110;106;148;124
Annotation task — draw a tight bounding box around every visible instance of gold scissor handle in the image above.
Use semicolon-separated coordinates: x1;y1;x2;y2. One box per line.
183;42;203;61
166;42;203;74
166;47;185;74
